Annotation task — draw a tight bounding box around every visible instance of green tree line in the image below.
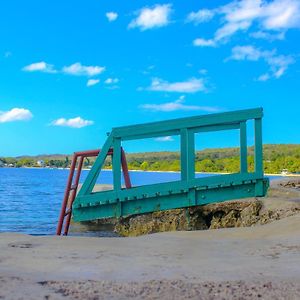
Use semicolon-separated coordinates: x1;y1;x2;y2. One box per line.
1;144;299;174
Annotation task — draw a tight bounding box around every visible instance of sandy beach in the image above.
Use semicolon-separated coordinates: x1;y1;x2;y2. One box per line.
1;178;300;299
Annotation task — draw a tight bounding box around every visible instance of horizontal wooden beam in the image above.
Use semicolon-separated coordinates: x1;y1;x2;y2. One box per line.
74;172;266;208
112;108;263;140
120;123;240;141
73;178;269;221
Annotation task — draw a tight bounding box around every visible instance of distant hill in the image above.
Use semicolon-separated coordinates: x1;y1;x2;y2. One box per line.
1;144;300;174
15;154;72;160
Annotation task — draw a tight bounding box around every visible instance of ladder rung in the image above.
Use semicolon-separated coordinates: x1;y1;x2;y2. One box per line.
64;209;71;216
70;184;77;190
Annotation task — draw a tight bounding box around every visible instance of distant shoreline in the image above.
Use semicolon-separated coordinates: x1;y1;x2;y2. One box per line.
1;166;299;177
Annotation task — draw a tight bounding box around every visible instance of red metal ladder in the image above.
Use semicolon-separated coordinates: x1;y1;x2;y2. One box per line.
56;148;131;235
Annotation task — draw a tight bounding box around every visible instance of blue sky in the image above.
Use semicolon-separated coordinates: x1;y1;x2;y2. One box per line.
0;0;299;156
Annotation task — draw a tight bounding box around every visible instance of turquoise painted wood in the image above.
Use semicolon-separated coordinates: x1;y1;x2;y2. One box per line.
73;108;269;222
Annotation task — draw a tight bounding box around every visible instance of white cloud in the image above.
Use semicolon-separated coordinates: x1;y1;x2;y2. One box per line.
262;0;300;29
186;9;215;24
0;108;33;123
250;30;285;40
87;79;100;87
23;62;105;78
140;95;219;112
51;117;94;128
230;45;267;61
193;38;216;47
155;136;174;142
104;78;119;84
229;45;294;80
106;12;118;22
192;0;300;46
257;73;271;81
62;62;105;77
129;4;172;30
22;61;56;73
267;54;294;78
148;78;206;93
214;20;251;42
199;69;208;75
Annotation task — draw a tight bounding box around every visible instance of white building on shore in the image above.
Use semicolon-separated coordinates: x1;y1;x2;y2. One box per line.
36;160;45;167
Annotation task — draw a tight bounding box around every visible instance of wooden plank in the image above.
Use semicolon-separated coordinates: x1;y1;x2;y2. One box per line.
180;128;188;181
112;138;121;193
74;172;264;208
113;108;263;139
190;123;240;134
120;124;240;141
72;179;268;221
180;129;195;181
254;118;263;177
240;121;248;173
187;130;195;180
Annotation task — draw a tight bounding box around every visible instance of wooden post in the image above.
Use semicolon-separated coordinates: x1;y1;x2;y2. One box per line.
254;118;263;177
180;128;195;181
240;121;248;173
112;138;121;192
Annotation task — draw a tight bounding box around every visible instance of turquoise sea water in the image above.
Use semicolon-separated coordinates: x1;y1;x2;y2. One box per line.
0;168;280;235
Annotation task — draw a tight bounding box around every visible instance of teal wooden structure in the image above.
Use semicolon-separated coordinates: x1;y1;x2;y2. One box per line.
72;108;269;222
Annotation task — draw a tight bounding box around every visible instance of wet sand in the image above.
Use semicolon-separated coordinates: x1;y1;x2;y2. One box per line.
1;178;300;299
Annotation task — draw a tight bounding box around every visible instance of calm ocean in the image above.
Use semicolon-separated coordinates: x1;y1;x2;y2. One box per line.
0;168;280;235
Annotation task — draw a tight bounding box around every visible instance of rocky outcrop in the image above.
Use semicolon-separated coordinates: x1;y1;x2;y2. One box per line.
113;179;300;237
279;180;300;190
115;209;191;237
115;199;263;237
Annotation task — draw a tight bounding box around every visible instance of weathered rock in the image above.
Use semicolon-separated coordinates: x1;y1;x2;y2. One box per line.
280;180;300;190
240;201;262;226
189;199;262;230
259;207;300;225
114;199;263;237
115;209;192;237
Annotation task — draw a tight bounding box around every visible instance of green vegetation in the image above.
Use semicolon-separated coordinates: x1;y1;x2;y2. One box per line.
0;144;299;174
124;144;300;174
